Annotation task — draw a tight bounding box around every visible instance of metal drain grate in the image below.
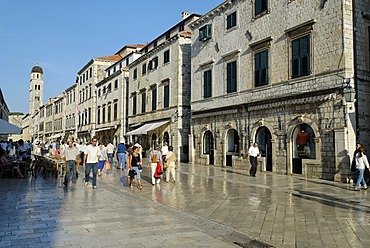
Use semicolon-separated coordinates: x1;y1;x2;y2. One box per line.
234;239;274;248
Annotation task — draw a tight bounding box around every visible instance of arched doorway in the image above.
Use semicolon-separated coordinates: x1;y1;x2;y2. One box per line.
203;131;214;165
292;123;316;174
256;127;272;171
226;129;240;167
163;132;170;145
151;133;157;149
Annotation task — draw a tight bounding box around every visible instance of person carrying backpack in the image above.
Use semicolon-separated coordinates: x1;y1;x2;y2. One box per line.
148;146;162;185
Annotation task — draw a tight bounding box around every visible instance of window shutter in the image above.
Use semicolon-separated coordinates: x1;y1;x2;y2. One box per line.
300;36;310;75
261;50;268;84
255;0;262;15
292;39;300;77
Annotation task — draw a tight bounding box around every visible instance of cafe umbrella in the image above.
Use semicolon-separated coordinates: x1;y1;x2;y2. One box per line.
0;119;22;135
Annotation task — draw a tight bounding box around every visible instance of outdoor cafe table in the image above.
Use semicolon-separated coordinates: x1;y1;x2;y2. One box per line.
44;156;64;177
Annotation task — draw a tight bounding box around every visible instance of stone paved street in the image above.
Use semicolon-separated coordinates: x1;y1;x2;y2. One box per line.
0;160;369;247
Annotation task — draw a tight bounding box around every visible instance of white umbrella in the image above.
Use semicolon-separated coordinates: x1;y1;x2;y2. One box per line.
0;119;22;135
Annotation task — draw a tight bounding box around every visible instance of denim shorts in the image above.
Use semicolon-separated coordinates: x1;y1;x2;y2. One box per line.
132;166;141;180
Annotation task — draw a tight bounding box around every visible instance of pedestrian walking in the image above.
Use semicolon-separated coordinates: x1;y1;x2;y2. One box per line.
106;141;115;167
248;142;260;177
354;146;369;191
161;142;169;162
83;137;100;189
98;142;108;176
63;141;79;186
148;146;162;185
117;139;127;170
128;145;143;190
165;145;177;184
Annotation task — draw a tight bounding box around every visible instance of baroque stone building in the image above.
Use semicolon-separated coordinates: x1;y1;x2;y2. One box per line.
127;13;200;161
189;0;370;181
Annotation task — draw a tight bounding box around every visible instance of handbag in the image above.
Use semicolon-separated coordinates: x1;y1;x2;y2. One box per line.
105;161;111;171
350;160;356;172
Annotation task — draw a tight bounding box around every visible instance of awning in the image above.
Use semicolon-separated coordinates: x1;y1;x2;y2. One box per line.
48;133;61;139
95;126;115;132
126;120;169;136
0;119;22;135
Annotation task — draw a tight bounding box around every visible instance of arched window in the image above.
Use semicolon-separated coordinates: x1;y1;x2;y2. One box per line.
163;132;170;145
203;131;213;154
227;129;240;153
293;124;316;159
151;133;157;149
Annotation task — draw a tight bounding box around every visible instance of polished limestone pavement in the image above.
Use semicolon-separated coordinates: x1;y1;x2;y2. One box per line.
0;160;369;248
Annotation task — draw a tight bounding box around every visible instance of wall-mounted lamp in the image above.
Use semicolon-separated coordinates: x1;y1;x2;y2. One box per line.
342;78;356;102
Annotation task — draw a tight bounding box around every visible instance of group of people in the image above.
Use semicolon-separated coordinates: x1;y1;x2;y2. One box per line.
72;137;177;190
247;141;370;191
0;139;34;178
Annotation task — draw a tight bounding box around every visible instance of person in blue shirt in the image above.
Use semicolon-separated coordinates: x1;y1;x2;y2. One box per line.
116;140;127;170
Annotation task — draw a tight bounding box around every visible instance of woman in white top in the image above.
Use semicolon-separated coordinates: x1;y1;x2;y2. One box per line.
354;147;369;191
98;143;108;176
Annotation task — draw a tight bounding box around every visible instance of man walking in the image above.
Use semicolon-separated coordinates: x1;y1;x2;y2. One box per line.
83;137;100;189
248;142;260;177
106;141;115;169
116;139;127;170
63;141;79;186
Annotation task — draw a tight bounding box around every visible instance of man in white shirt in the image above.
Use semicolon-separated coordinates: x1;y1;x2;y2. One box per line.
106;141;115;167
83;137;100;189
161;142;169;162
248;142;260;177
63;141;80;186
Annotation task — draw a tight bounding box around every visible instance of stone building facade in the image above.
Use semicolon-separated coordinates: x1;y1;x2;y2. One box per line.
75;55;121;142
95;45;143;145
189;0;370;181
127;13;200;161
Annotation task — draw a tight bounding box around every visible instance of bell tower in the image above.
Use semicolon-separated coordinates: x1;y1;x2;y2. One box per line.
29;64;44;115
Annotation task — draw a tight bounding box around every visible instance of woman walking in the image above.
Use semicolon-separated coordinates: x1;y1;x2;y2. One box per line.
98;142;108;176
128;145;143;189
165;146;177;184
354;146;369;191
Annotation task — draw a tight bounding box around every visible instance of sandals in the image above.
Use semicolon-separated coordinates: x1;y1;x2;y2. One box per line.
138;185;143;190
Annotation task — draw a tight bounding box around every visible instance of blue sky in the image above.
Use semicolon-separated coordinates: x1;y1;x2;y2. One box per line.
0;0;223;114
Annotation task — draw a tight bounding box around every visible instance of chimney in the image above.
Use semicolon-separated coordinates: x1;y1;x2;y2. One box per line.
182;12;190;20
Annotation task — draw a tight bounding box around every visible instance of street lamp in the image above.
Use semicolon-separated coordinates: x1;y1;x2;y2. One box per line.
343;78;356;102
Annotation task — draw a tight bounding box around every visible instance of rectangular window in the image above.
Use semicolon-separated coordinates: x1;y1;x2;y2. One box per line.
141;93;146;113
107;104;111;122
203;70;212;98
142;63;147;75
227;12;237;29
292;35;310;78
133;68;138;80
153;57;158;69
133;95;137;115
163;84;170;108
255;0;268;16
102;106;106;123
97;108;101;124
152;88;157;111
114;102;118;120
164;50;170;64
199;24;212;42
114;80;118;89
179;24;184;32
126;58;129;66
254;49;269;87
227;61;237;93
153;40;157;48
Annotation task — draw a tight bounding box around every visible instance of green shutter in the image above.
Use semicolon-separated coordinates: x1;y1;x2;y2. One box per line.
292;39;300;77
